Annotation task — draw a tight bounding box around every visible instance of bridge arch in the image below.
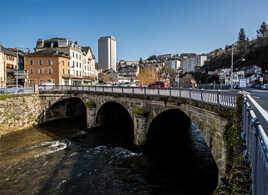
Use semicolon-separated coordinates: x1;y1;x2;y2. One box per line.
144;108;218;194
96;101;134;147
39;97;87;129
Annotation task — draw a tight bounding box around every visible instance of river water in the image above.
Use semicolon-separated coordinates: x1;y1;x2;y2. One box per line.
0;119;215;195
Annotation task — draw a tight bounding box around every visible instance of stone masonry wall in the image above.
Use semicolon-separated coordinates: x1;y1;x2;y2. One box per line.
0;94;43;137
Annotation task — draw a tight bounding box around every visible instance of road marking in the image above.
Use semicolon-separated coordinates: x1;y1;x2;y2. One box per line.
250;90;268;93
253;96;260;99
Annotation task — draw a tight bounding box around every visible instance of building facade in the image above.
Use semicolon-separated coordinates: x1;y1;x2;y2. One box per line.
0;45;19;87
24;51;70;86
167;60;181;70
181;55;207;73
98;36;116;71
35;38;97;85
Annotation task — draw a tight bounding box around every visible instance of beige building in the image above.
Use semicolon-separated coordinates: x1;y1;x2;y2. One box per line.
0;45;18;88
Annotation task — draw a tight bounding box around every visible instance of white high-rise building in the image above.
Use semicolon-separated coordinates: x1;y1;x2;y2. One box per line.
182;55;207;73
98;36;116;71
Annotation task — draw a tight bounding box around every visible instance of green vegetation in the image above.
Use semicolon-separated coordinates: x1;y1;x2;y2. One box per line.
86;101;96;108
214;95;251;195
0;94;27;100
133;108;146;116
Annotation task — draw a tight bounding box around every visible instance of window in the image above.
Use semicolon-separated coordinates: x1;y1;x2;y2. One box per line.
29;80;35;86
68;62;70;66
80;63;81;68
68;70;70;75
76;53;78;59
48;69;53;74
76;62;78;67
39;80;43;85
62;61;64;66
79;55;81;60
48;60;52;65
39;59;43;65
38;69;43;74
30;60;34;65
30;69;34;74
62;69;65;74
72;52;74;57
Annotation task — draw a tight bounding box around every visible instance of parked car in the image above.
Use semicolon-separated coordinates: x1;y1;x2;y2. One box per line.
5;85;25;94
148;81;168;88
261;83;268;89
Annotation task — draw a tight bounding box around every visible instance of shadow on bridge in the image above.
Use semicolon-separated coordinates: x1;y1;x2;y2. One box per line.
140;109;219;194
37;97;87;138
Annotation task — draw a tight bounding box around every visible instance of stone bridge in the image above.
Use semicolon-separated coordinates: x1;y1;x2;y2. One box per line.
37;90;228;181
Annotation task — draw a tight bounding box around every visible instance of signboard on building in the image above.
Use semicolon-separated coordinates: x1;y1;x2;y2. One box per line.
239;79;247;88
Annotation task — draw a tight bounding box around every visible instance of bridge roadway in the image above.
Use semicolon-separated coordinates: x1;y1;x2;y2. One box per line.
246;89;268;112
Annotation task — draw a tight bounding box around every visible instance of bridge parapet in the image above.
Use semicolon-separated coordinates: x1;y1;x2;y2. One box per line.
242;94;268;195
38;85;237;109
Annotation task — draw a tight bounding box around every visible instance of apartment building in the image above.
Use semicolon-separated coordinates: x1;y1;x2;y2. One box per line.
24;50;70;86
181;54;207;73
35;38;97;85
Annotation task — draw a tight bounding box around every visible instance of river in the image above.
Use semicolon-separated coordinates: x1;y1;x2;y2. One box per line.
0;118;215;195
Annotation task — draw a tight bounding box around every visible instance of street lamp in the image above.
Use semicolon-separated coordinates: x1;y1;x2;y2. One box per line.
230;45;245;89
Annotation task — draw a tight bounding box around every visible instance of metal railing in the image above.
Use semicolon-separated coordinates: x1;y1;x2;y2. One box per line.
243;94;268;195
38;85;237;108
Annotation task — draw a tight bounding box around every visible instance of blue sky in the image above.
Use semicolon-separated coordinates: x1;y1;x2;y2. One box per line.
0;0;268;61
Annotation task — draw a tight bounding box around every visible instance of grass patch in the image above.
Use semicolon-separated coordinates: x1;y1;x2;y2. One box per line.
0;94;26;100
86;101;96;108
133;108;146;116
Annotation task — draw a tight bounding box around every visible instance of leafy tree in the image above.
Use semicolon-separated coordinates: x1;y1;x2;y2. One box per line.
136;67;159;85
238;28;248;56
238;28;246;41
139;57;144;65
257;21;268;38
158;65;177;86
138;57;145;70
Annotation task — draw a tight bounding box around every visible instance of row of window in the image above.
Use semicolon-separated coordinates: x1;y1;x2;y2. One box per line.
29;59;93;70
29;59;69;66
29;69;70;75
29;69;53;74
6;55;15;61
72;52;82;60
28;79;55;85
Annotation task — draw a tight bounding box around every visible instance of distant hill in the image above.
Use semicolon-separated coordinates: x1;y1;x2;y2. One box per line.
202;37;268;73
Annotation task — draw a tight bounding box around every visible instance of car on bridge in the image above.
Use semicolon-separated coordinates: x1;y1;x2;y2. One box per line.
148;81;168;88
1;85;25;94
